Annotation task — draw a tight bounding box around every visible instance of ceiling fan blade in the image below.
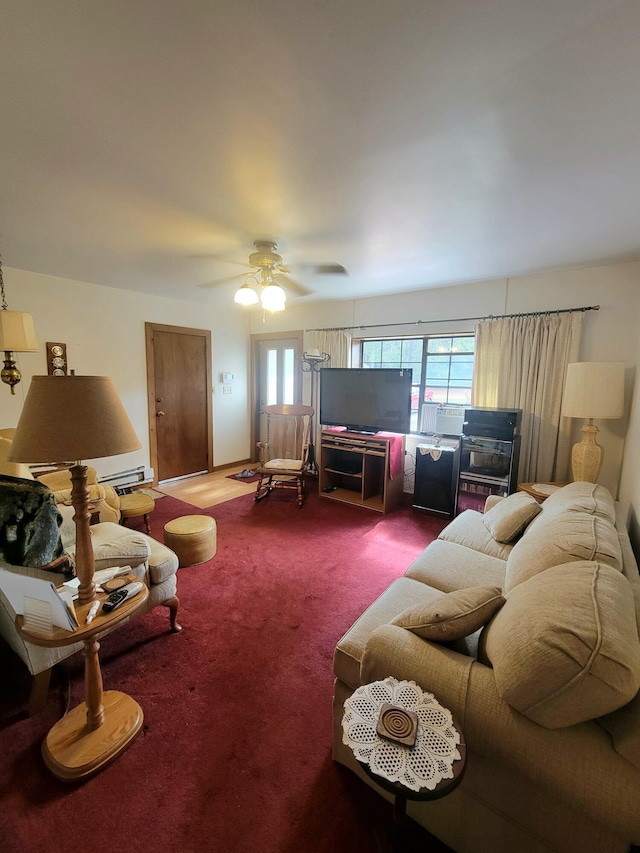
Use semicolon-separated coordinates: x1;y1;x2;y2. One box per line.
197;273;247;289
275;273;312;296
191;253;254;270
287;263;348;276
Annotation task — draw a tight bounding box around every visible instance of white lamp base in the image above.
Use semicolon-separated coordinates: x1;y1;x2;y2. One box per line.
571;420;603;483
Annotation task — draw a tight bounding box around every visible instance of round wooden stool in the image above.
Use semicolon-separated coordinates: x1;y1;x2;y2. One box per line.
119;492;155;533
163;514;217;568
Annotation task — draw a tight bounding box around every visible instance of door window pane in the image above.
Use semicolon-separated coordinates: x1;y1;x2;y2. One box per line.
267;349;278;406
283;348;294;405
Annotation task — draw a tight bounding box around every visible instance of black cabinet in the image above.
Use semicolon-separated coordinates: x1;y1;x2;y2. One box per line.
456;407;522;513
458;434;521;501
413;440;460;517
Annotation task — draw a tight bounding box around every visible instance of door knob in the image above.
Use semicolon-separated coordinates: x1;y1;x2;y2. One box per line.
156;411;165;417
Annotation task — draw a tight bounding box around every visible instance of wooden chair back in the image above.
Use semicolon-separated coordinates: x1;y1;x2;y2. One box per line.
261;404;314;464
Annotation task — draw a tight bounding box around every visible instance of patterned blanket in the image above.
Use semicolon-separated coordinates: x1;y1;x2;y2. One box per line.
0;475;73;574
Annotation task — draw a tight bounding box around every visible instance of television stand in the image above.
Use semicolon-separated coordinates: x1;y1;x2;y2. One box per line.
319;430;405;514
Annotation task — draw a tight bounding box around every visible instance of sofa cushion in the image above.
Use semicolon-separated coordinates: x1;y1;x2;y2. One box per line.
537;480;616;524
505;511;622;592
483;561;640;728
437;510;515;560
404;538;506;592
597;690;640;772
482;492;541;543
334;577;444;690
392;585;505;641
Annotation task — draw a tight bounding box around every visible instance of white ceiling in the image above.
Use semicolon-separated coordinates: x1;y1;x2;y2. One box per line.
1;0;639;305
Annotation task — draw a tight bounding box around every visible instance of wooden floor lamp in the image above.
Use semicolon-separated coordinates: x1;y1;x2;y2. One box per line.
10;374;146;780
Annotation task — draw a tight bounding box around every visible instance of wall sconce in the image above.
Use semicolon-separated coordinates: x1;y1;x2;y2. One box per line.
0;254;38;394
561;361;625;482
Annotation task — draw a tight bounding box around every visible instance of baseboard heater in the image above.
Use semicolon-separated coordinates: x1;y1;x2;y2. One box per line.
99;465;154;490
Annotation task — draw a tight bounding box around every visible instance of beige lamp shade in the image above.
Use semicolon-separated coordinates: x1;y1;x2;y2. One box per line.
9;375;141;464
561;362;625;483
0;310;39;352
561;362;625;420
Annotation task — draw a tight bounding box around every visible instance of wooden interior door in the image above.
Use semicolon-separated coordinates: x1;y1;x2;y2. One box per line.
146;323;213;483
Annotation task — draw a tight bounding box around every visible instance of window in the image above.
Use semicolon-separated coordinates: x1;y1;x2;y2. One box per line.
360;335;475;432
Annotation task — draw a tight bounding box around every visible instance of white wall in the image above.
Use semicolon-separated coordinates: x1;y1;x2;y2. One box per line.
2;267;252;477
4;259;638;496
250;260;640;496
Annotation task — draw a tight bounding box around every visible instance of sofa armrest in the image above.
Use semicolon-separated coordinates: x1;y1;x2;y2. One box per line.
361;624;474;727
361;624;640;841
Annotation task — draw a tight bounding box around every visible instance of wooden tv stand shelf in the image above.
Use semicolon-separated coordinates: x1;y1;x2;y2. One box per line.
319;430;405;514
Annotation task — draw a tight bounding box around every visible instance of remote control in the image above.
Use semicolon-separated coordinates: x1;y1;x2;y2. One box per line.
101;581;144;613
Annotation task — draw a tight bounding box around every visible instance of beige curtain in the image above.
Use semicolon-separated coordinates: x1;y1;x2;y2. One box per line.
310;329;352;367
472;312;583;483
306;330;352;448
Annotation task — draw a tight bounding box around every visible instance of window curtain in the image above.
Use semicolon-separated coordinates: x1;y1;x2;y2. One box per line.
307;330;352;443
309;329;352;368
471;312;583;483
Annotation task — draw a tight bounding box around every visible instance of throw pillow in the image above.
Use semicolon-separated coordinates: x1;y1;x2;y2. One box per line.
392;585;505;641
482;561;640;728
483;491;541;543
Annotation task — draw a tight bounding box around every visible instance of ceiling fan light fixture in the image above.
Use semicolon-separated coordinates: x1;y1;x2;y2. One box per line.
234;281;259;305
261;283;286;312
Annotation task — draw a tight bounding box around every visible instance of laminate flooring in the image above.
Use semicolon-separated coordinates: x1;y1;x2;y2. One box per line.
159;465;258;508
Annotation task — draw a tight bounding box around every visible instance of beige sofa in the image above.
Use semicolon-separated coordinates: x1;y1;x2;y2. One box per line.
332;482;640;853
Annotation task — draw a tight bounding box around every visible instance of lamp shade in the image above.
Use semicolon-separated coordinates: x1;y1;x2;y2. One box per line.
261;284;286;311
9;375;141;463
234;283;260;305
0;310;38;352
561;362;625;420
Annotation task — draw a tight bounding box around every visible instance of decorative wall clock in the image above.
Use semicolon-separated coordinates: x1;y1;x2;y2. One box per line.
46;342;68;376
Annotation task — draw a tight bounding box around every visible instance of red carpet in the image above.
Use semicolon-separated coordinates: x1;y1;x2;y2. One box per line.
0;489;448;853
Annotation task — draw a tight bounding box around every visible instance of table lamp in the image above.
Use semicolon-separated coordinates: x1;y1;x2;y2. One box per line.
561;362;625;483
9;375;141;602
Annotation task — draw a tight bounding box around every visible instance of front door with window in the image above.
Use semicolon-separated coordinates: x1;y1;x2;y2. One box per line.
251;332;304;459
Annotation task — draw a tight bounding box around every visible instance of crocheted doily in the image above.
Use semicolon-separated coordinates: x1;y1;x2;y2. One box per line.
342;677;461;792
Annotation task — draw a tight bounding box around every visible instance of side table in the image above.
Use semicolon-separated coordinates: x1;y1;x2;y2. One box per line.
17;578;149;781
518;482;568;503
342;678;466;831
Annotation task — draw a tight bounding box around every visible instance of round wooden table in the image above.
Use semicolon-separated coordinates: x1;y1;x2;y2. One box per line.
342;678;467;838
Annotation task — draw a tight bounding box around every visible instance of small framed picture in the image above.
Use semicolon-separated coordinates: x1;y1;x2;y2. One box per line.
46;342;68;376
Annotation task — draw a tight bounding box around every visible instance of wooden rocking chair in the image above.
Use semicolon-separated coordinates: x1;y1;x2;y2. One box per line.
255;405;314;508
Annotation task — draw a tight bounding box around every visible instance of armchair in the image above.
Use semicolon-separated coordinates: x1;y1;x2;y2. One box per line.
0;499;180;715
38;466;121;524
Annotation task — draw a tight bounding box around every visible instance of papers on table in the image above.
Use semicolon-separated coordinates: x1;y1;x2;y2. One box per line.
0;567;78;631
62;565;131;597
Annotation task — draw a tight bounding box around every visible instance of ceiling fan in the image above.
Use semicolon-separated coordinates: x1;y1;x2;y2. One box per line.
198;240;347;310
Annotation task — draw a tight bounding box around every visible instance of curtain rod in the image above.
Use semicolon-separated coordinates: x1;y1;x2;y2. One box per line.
305;304;600;333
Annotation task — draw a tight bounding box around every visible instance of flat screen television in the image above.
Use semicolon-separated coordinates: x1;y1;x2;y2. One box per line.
319;367;412;434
